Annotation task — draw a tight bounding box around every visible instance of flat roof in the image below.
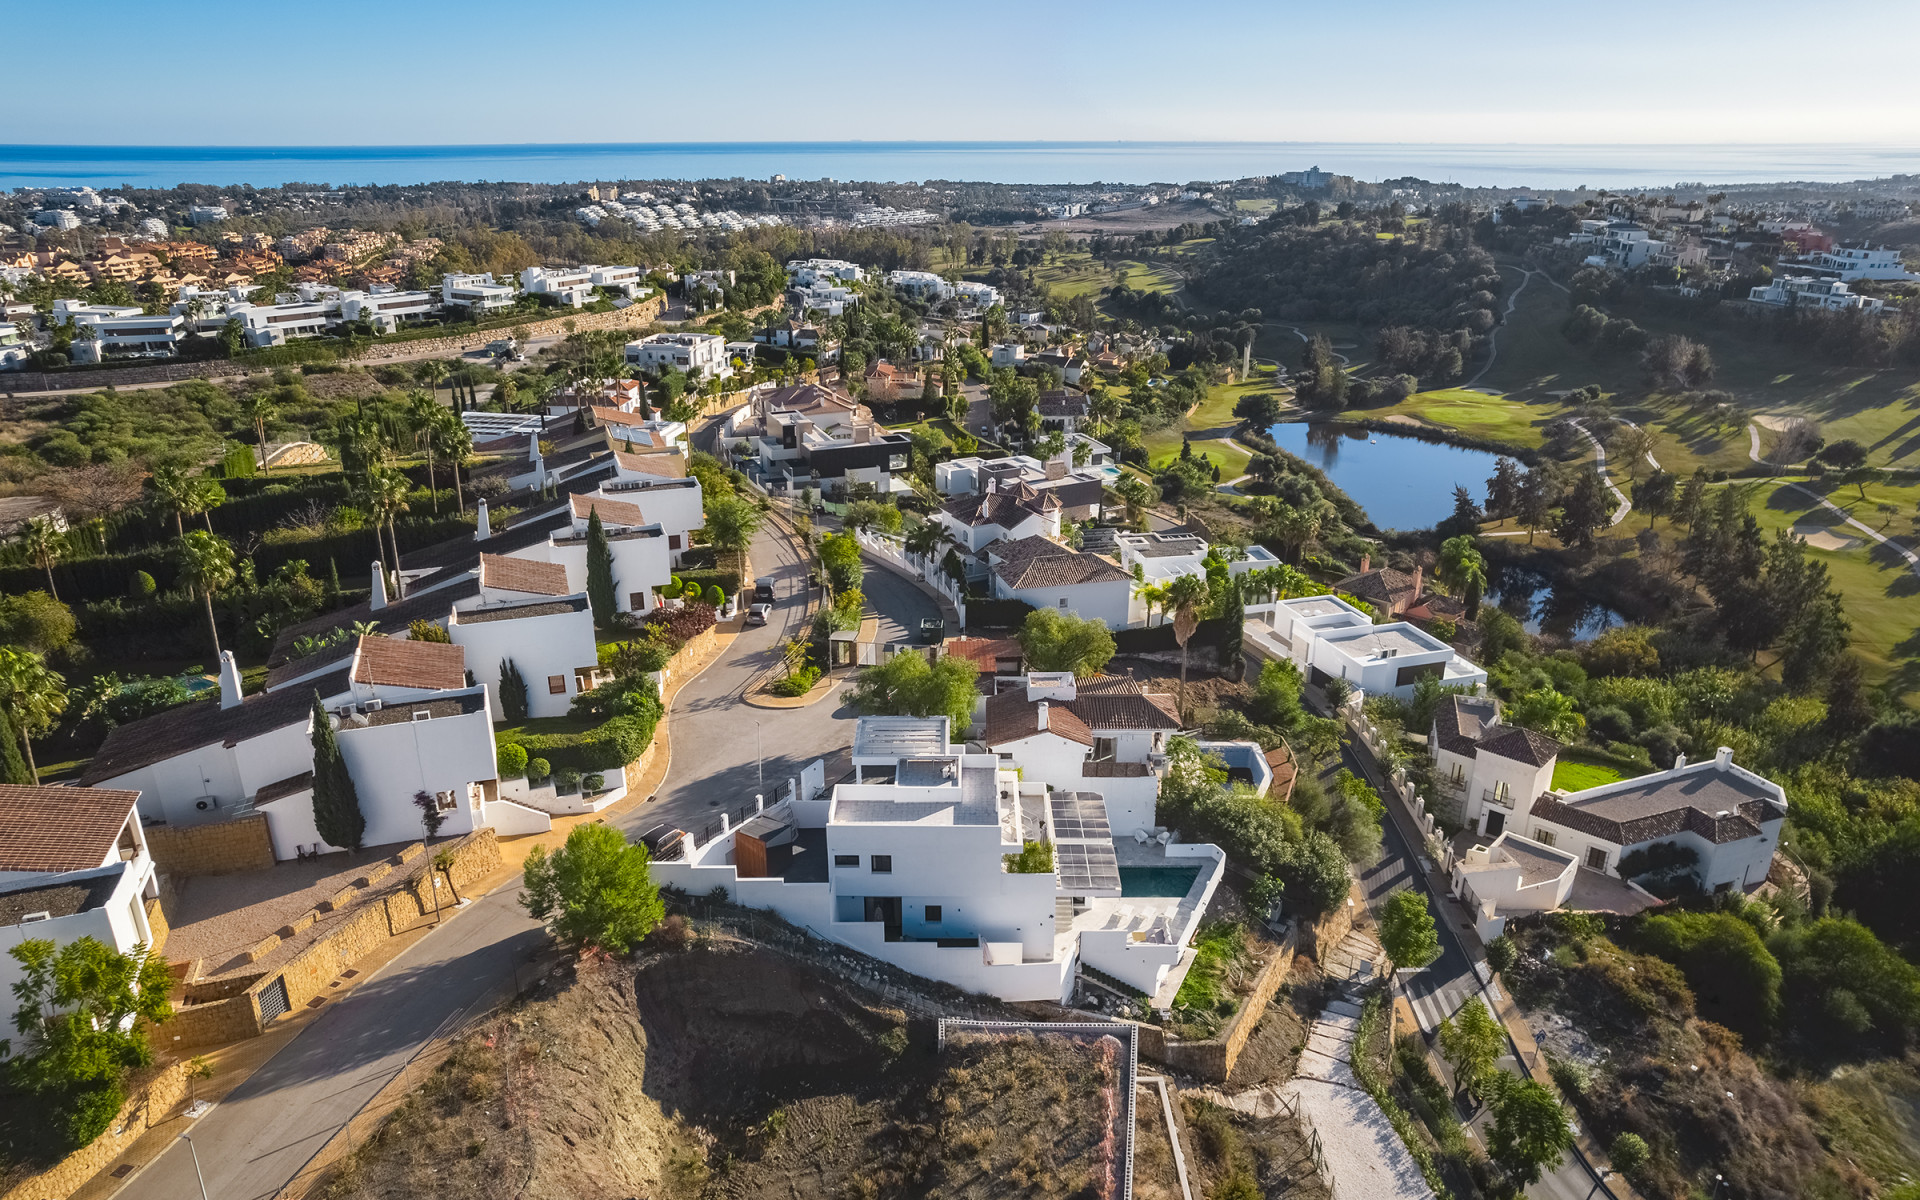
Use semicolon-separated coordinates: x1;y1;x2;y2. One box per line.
1318;623;1444;660
852;716;950;760
832;764;1002;826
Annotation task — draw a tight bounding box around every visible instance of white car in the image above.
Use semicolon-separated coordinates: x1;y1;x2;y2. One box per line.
748;603;772;625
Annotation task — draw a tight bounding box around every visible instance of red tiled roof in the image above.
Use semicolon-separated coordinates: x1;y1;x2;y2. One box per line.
981;690;1095;748
612;449;687;478
0;785;140;873
570;493;648;526
478;553;571;597
352;636;467;691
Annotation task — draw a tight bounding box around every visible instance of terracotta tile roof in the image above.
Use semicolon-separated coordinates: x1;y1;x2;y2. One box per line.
993;548;1132;590
981;690;1094;748
612;449;688;478
1066;692;1181;731
1530;767;1784;847
83;669;351;785
1336;567;1417;607
571;493;648;526
479;553;571;596
588;405;654;429
1434;694;1500;755
0;785;140;873
761;382;857;415
1476;726;1562;768
352;636;467;691
268;577;483;666
944;636;1024;672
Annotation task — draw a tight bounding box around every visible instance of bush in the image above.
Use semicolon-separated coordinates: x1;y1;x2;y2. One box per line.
1637;910;1781;1039
527;757;551;782
131;570;156;598
1003;840;1055;873
770;666;819;697
497;743;529;777
553;767;581;794
1486;934;1517;974
704;584;725;607
1610;1132;1650;1178
582;772;605;793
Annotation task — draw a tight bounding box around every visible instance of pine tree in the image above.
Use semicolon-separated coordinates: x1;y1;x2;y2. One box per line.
585;510;618;628
327;557;341;605
499;658;530;721
0;707;30;785
309;692;366;851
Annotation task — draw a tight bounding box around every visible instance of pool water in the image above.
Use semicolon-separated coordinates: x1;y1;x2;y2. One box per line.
1119;866;1201;897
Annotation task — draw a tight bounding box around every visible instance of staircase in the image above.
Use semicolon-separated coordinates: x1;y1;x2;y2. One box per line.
1055;896;1079;934
1320;929;1389;990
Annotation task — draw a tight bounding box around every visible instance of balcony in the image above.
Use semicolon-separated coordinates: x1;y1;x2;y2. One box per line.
1481;788;1514;811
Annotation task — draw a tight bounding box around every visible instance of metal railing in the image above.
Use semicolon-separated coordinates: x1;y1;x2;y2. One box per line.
1481;787;1514;810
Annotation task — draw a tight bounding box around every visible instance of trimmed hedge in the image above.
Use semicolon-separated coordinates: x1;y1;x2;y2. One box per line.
962;597;1033;630
508;710;659;774
676;567;741;596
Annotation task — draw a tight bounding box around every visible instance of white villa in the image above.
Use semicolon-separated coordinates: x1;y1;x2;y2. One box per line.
652;711;1226;1004
1748;275;1886;314
1435;695;1787;938
1247;594;1487;700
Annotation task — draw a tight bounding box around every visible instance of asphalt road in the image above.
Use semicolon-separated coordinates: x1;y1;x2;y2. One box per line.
116;517;937;1200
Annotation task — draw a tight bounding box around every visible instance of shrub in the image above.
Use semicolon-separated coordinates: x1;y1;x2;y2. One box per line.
131;570;156;598
497;743;528;777
645;601;716;643
704;584;725;606
1610;1132;1650;1179
770;666;819;697
519;822;664;954
1486;934;1517;974
1003;840;1055;873
582;772;605;793
407;618;452;644
554;767;581;794
527;757;551;782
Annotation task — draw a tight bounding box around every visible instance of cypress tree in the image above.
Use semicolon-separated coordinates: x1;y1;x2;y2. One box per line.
310;692;366;851
1218;575;1245;679
499;658;530;721
0;707;30;786
585;510;618;628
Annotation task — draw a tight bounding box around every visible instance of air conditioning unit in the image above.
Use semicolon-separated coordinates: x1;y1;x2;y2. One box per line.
412;709;431;722
193;796;218;812
365;699;384;712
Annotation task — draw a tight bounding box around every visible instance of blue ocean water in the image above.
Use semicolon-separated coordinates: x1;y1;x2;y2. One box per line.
2;141;1917;191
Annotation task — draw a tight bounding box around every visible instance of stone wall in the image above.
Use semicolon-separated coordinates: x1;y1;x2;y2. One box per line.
144;895;170;957
0;295;665;396
0;1060;190;1200
1300;882;1360;962
146;814;275;876
1140;926;1299;1082
162;989;264;1050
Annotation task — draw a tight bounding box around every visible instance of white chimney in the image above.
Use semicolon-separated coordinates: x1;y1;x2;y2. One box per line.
475;498;491;540
1715;746;1732;768
1036;701;1049;731
1673;751;1687;769
217;650;243;710
370;562;388;611
528;432;542;465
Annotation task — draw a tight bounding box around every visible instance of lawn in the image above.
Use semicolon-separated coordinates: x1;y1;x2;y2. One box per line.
1552;756;1633;792
1372;387;1572;450
1138;371;1282;473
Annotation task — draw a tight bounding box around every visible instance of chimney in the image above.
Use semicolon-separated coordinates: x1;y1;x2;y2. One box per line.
1673;751;1687;770
854;423;871;444
217;650;243;710
1046;458;1066;480
527;432;542;465
1359;553;1370;573
474;498;491;540
370;562;388;611
1411;564;1423;600
1036;702;1049;731
1715;746;1732;768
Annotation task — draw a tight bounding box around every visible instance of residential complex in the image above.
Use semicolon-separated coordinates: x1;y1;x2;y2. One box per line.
625;331;732;381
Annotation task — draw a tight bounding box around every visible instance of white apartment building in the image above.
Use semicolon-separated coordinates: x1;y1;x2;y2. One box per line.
187;204;228;226
588;264;647;297
1749;275;1886;314
625;332;731;381
446;563;600;721
1784;244;1912;282
991;342;1026;368
0;784;163;1018
1247;593;1486;700
51;299;143;326
340;288;440;332
788;258;864;286
72;312;186;359
520;265;596;308
442;272;518;313
232;299;337;347
33;209;81;231
652;714;1228;1003
1582;222;1666;270
953;280;1001;309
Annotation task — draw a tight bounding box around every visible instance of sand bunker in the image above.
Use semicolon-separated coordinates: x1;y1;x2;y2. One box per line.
1792;521;1865;552
1753;414;1793;432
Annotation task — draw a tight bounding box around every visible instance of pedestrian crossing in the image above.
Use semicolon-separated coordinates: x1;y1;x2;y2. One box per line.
1400;960;1487;1033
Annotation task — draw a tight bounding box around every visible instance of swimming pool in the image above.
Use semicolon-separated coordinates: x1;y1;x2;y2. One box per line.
1119;866;1200;897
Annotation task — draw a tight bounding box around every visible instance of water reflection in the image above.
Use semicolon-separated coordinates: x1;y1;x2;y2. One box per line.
1486;563;1625;642
1268;421;1506;532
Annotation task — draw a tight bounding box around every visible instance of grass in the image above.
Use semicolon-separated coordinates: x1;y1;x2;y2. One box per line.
1552;756;1632;792
1139;370;1283;469
1172;919;1251;1016
493;713;601;741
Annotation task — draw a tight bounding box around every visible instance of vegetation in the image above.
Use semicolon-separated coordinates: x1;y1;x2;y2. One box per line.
309;690;366;851
846;651;980;734
1015;607;1116;678
1379;889;1442;970
1003;840;1054;874
519;823;664;955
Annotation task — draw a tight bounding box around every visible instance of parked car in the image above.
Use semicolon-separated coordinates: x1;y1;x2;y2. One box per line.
919;616;945;644
752;575;776;604
748;603;772;625
636;824;685;861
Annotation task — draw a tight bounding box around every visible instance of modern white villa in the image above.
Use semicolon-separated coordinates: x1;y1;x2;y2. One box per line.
1435;695;1787;938
1247;593;1487;700
652;710;1226;1004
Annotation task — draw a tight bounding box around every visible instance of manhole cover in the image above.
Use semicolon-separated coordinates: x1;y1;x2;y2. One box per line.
342;968;360;979
111;1165;134;1178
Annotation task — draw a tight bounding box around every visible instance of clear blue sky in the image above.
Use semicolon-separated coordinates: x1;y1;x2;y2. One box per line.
8;0;1918;146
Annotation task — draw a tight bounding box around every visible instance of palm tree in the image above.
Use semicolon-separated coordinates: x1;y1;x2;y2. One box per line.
1266;503;1323;565
150;463;193;536
408;390;441;513
1437;535;1487;621
1112;476;1155;530
243;392;277;472
1133;579;1169;628
177;530;236;658
1163;573;1211;721
432;408;473;514
184;478;225;532
365;467;412;580
415;359;450;406
21;516;64;601
903;519;949;569
0;648;67;786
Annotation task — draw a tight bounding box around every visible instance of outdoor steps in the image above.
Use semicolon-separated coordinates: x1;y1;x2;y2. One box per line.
1321;930;1389;991
1055;896;1077;935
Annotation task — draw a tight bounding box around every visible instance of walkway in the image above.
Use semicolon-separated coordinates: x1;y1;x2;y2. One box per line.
1465;266;1537;389
1568;418;1632;526
1280;927;1435;1200
1744;420;1920;579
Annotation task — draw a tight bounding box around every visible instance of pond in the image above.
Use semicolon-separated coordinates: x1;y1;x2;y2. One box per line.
1267;421;1507;532
1485;561;1626;642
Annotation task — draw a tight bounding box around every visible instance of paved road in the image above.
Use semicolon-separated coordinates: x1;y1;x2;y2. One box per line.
118;516;935;1200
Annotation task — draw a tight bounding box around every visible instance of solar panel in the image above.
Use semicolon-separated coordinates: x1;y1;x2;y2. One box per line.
1049;794;1111;843
1055;842;1121;893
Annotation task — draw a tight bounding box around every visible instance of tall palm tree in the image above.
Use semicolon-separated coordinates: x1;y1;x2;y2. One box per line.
903;519;950;568
1133;579;1169;628
415;359;450;406
1266;503;1323;565
150;463;192;536
184;479;225;533
408;390;441;513
176;530;236;659
1437;535;1488;620
365;467;412;580
21;516;63;601
432;409;473;514
243;392;277;471
0;647;67;786
1162;573;1211;721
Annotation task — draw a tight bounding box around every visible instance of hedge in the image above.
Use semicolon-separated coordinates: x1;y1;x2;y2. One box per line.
675;567;741;597
504;709;661;774
962;597;1033;630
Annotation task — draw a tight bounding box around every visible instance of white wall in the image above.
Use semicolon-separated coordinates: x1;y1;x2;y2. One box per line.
451;606;599;719
993;731;1091;794
103;721;311;827
1466;752;1557;838
519;531;673;614
330;699;497;851
1001;578;1132;630
0;860;155;1020
1087;772;1160;836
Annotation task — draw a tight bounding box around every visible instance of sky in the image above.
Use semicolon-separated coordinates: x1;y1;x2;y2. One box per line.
6;0;1920;147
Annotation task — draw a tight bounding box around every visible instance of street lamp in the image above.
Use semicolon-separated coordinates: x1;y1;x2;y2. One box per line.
753;721;764;792
178;1132;210;1200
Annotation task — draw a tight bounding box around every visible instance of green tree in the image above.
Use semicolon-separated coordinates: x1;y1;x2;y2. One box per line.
520;822;664;954
1633;469;1676;531
702;494;763;577
1438;534;1486;620
5;936;173;1156
1638;910;1781;1039
1486;1075;1574;1187
0;648;68;786
1554;467;1612;549
1516;464;1556;545
1217;573;1245;676
1610;1132;1650;1179
1769;916;1920;1050
585;510;618;627
243;391;277;472
848;651;981;734
499;658;530;721
1016;608;1116;678
1379;888;1441;970
0;590;76;654
818;530;864;593
0;706;30;786
1163;572;1211;720
175;530;236;658
1437;997;1504;1105
20;515;64;602
1506;687;1583;742
309;691;366;851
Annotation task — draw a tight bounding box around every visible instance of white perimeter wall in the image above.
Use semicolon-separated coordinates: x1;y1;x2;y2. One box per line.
452;607;599;719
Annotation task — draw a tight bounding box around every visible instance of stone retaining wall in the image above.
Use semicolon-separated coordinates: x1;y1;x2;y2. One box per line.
146;814;275;877
1138;925;1298;1082
0;1060;190;1200
144;895;170;957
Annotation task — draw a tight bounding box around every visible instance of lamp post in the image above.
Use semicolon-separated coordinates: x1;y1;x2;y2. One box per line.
178;1132;210;1200
753;721;764;793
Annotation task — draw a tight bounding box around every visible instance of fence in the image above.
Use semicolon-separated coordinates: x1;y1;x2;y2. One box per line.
852;528;968;628
1288;1088;1342;1199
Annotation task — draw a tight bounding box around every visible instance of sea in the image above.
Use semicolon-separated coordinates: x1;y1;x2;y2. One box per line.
2;142;1918;191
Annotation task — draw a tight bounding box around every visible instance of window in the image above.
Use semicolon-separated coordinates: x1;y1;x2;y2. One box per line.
629;591;648;611
1586;847;1607;871
668;534;682;550
834;854;858;867
1533;828;1557;847
871;855;893;874
435;790;459;812
1057;597;1069;608
925;905;942;923
547;675;566;695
